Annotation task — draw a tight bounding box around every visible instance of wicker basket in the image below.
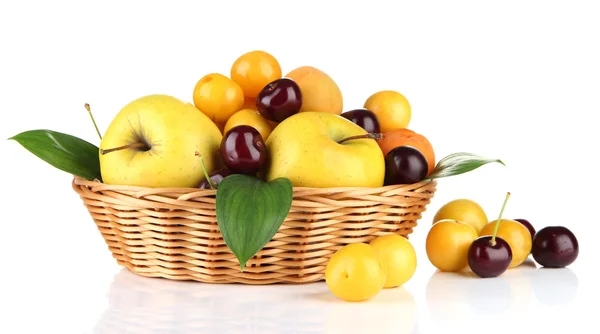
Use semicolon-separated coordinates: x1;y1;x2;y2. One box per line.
72;176;437;284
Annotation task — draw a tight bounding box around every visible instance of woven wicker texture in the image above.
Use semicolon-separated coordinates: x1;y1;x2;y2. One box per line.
72;176;437;284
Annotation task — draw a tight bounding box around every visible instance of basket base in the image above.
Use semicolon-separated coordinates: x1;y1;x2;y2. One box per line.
74;177;437;285
116;259;326;285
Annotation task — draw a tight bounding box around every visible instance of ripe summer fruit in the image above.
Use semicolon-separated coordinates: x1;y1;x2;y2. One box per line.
256;78;302;122
426;219;479;272
480;218;532;269
532;226;579;268
99;94;223;188
198;168;236;189
325;243;387;302
193;73;244;123
378;128;435;176
224;109;272;141
364;90;411;132
341;108;381;133
384;146;428;185
265;112;385;188
433;199;489;234
370;234;417;288
467;192;513;278
241;98;257;111
230;50;282;99
514;218;536;240
285;66;343;115
220;125;268;174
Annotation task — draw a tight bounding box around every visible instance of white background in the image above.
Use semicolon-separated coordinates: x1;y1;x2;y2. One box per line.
1;1;598;333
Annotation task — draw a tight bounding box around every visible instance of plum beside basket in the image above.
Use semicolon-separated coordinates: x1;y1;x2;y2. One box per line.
72;176;437;284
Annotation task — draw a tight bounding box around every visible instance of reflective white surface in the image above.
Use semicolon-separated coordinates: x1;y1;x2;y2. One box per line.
84;257;592;333
3;248;588;334
83;259;587;334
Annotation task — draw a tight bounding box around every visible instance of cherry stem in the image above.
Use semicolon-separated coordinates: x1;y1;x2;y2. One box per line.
100;142;147;155
338;133;382;144
491;192;511;246
195;151;215;190
84;103;103;141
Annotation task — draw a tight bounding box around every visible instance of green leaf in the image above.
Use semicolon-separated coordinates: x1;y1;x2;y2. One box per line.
216;174;293;271
426;152;505;180
9;129;102;181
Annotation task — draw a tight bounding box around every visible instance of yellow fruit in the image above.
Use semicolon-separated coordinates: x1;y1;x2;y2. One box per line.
192;73;244;124
325;243;387;302
231;50;282;99
426;219;479;272
433;199;488;234
285;66;343;115
224;109;272;140
265;112;385;188
99;95;223;188
370;234;417;288
480;219;533;268
364;90;411;132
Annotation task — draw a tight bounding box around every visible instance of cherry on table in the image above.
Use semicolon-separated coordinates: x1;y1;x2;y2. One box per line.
467;192;513;278
532;226;579;268
220;125;268;174
468;236;512;278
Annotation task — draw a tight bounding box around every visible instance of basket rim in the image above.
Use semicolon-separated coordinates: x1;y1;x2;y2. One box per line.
72;176;437;194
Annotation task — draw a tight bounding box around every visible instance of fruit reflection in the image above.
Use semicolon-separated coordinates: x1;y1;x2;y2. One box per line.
324;287;417;334
425;270;514;331
527;267;579;306
94;269;326;334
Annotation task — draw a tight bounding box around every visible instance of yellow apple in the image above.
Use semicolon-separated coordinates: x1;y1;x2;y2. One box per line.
99;94;223;188
265;112;385;188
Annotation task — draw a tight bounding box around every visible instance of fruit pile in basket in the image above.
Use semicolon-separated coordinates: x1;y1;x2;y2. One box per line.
10;50;511;301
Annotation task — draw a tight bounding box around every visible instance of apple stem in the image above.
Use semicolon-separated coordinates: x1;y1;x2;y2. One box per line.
195;151;216;190
491;192;511;246
84;103;103;141
338;133;383;145
100;142;147;155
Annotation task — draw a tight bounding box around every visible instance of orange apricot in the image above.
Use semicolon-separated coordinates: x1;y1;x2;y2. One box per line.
285;66;343;115
378;128;436;175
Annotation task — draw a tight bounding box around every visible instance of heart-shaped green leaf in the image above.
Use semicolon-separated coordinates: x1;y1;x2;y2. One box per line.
9;129;102;181
426;152;505;180
216;174;293;271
